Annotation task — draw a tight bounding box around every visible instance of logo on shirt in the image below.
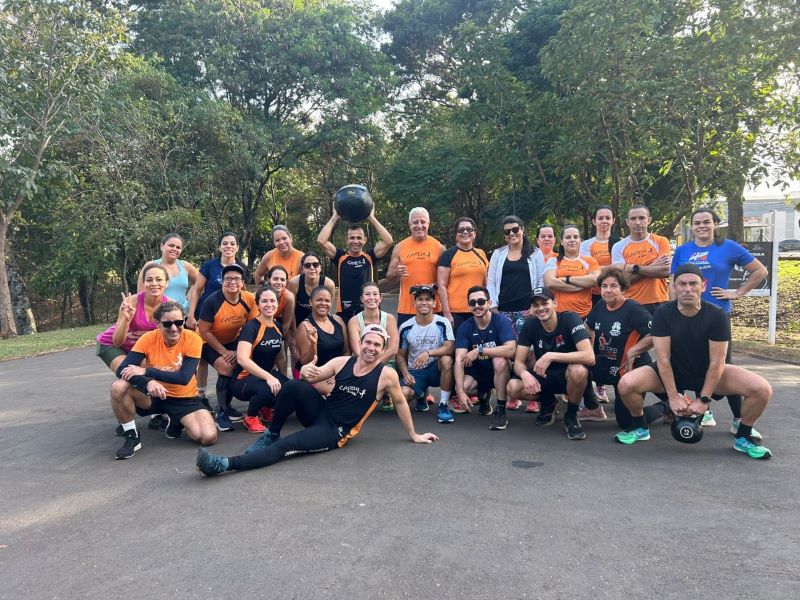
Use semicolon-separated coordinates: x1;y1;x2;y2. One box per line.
338;384;368;399
610;322;622;337
408;251;432;259
555;334;565;347
570;324;585;335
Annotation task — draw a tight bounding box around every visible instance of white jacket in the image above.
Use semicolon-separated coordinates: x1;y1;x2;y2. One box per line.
487;245;546;307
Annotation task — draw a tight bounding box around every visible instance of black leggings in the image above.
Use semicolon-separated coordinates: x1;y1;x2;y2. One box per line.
229;380;341;471
229;372;288;417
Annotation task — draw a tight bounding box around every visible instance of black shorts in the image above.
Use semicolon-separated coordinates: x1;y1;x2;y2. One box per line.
647;362;706;396
464;362;494;394
201;340;237;365
135;396;207;420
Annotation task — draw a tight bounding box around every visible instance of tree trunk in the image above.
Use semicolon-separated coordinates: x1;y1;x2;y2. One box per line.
6;256;37;335
0;215;18;338
78;277;94;325
726;176;746;242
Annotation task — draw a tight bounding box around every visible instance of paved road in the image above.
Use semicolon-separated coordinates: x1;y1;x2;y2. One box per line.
1;307;798;598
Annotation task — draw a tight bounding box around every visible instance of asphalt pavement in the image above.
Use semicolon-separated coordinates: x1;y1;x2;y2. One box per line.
1;302;798;599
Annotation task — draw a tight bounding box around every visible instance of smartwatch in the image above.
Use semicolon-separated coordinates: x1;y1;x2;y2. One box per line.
700;395;712;404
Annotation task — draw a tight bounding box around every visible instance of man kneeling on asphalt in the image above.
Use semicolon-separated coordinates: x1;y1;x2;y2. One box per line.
396;284;456;424
196;325;438;476
504;287;596;439
453;286;516;420
613;264;772;459
112;300;217;459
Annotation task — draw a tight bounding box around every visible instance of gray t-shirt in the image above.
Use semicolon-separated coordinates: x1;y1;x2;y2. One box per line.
398;315;454;369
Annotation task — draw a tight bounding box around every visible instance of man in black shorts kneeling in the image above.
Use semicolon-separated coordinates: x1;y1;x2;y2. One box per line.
614;264;772;459
195;325;438;476
504;287;596;439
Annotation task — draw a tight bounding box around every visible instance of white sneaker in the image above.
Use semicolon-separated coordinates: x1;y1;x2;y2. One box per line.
701;410;717;427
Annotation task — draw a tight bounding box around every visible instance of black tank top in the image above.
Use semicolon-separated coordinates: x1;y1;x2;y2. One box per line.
295;274;312;324
306;314;345;366
326;356;384;443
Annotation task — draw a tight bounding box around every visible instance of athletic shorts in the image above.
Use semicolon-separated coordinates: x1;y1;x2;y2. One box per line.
464;362;494;394
135;396;207;420
201;340;238;365
647;362;707;396
96;342;126;367
405;361;441;398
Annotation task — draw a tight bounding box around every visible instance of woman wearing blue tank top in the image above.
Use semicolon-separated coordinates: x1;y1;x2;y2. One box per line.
137;233;199;313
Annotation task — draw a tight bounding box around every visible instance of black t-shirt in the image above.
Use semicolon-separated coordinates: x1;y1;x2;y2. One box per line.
586;299;651;383
333;249;377;314
238;318;283;374
518;311;589;362
651;300;730;385
498;256;533;312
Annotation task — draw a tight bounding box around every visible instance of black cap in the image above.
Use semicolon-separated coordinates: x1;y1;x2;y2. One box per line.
221;264;245;278
411;284;437;298
531;287;555;302
673;263;703;280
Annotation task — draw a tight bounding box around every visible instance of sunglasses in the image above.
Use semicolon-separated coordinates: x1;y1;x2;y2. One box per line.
457;227;475;234
160;319;185;329
503;226;521;236
303;262;321;269
468;298;488;307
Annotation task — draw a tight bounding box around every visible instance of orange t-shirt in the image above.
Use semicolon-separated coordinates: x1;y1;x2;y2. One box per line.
131;329;202;398
263;248;304;280
199;290;259;344
438;246;488;313
397;236;443;314
580;237;613;296
611;234;670;305
544;255;599;318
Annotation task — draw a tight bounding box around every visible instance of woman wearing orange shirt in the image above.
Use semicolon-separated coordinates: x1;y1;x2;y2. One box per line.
254;225;305;285
543;225;600;319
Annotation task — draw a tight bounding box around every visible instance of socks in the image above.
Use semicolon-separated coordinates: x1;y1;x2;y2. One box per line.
440;390;452;405
121;420;137;435
632;415;648;430
565;403;579;419
736;423;753;440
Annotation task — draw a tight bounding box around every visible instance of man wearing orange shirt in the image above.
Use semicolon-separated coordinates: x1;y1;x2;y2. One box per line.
611;205;671;314
386;207;446;327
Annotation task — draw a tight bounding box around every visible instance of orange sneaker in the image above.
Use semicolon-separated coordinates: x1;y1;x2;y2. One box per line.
243;415;266;433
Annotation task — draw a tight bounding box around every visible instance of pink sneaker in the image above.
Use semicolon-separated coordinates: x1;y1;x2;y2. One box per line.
259;407;273;423
469;396;479;405
449;397;470;414
243;415;266;433
595;385;609;403
525;400;540;413
577;406;607;422
506;398;522;411
426;394;435;405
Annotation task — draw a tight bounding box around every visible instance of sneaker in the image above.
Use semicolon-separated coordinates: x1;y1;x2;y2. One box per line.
478;393;493;416
449;397;470;414
535;409;556;427
506;398;522;410
729;418;763;442
701;410;716;427
469;395;479;405
565;418;587;440
525;400;540;413
115;430;141;460
164;415;184;439
577;406;607;422
215;410;236;432
148;414;168;431
437;404;455;423
414;396;429;412
380;399;395;412
426;394;435;405
490;410;508;430
733;437;772;460
226;406;244;422
242;415;266;433
196;448;229;477
115;424;125;436
595;385;609;403
259;407;274;423
244;430;280;454
614;427;651;444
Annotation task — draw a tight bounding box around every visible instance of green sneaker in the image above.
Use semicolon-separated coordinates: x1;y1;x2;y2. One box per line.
614;427;651;445
733;437;772;460
730;418;763;442
701;410;717;427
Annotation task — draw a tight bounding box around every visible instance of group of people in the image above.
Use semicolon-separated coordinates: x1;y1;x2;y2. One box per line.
96;201;775;475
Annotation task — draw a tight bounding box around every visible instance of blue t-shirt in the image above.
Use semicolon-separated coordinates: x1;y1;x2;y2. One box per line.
670;240;755;313
455;313;515;352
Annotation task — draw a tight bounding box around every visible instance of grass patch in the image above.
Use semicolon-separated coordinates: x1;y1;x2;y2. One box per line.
0;324;106;362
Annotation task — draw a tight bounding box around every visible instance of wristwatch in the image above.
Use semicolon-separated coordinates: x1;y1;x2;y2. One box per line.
565;276;572;285
477;343;484;357
700;395;712;404
632;264;641;275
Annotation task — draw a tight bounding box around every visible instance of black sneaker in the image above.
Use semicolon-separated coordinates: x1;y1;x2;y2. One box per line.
478;392;493;416
164;415;184;439
115;430;141;460
148;414;168;431
535;409;556;427
226;406;245;422
489;409;508;430
115;424;125;436
565;418;587;441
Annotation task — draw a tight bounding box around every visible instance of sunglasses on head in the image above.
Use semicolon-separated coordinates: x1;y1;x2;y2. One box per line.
160;319;184;329
303;262;321;268
503;225;521;236
457;226;475;234
468;298;488;307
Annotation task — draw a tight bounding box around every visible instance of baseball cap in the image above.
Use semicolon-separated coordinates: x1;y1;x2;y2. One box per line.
531;287;555;302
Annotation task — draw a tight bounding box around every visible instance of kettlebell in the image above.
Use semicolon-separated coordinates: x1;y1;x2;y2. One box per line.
671;414;704;444
334;184;374;223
